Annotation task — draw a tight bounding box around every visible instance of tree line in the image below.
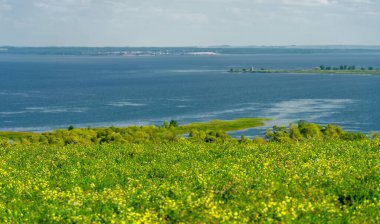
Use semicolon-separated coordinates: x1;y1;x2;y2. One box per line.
1;121;379;146
317;65;374;71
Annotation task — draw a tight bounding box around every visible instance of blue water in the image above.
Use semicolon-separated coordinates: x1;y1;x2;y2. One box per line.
1;47;380;137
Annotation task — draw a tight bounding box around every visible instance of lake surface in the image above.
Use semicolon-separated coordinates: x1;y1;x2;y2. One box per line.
1;47;380;137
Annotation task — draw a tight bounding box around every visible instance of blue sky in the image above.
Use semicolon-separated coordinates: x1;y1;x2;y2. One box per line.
0;0;379;46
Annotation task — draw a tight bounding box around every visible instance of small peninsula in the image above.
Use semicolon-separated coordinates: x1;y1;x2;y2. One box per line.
229;65;380;75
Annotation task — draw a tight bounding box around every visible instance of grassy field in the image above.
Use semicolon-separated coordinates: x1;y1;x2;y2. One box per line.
179;118;269;132
1;140;380;223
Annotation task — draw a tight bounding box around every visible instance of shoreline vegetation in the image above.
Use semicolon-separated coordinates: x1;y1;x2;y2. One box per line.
0;118;268;146
228;65;380;75
1;118;379;146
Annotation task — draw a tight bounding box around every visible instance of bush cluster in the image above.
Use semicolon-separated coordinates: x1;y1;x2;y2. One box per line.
1;120;378;147
1;125;179;146
265;121;367;142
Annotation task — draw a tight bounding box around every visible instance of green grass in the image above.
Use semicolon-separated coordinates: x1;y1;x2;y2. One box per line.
0;131;39;139
180;118;269;132
1;140;380;223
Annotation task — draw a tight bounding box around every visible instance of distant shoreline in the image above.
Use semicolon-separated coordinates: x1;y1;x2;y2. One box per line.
229;66;380;75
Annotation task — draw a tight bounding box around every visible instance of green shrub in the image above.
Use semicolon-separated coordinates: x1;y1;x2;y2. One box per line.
267;121;367;142
371;132;380;140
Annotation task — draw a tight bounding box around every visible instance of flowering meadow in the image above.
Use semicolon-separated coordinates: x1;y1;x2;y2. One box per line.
1;140;380;223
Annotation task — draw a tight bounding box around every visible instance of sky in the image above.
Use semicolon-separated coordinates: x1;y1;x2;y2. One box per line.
0;0;379;46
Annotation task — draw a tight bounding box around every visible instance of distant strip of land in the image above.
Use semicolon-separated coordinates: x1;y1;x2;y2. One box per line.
229;65;380;75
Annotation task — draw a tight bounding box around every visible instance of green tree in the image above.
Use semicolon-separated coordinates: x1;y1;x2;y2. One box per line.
169;120;178;128
271;126;291;142
265;128;274;140
323;123;342;139
298;121;323;139
163;121;170;128
289;123;303;141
